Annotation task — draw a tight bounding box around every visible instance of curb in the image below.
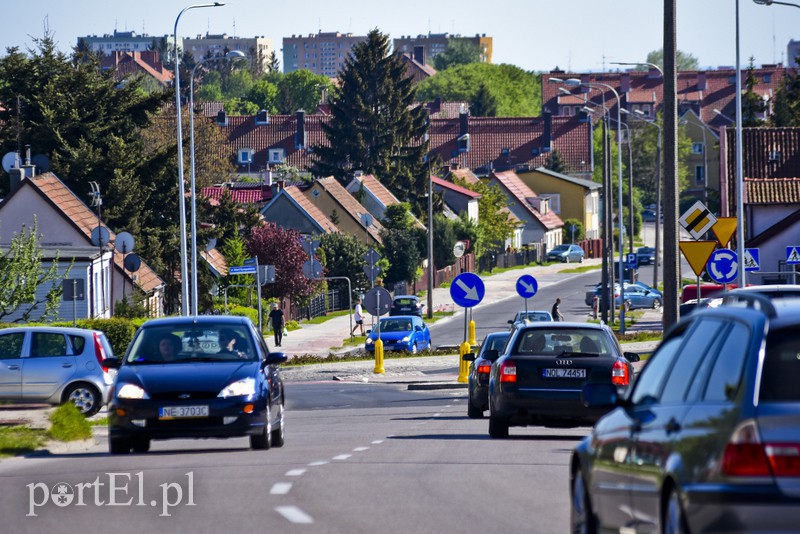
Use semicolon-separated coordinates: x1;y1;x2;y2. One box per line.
407;382;468;391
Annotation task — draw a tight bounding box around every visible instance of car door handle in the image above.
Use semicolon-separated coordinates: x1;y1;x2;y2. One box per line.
62;363;73;368
7;365;20;371
665;418;681;434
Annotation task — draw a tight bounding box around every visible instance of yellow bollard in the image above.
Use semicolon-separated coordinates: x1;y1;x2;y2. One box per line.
373;339;385;374
468;319;477;346
458;341;471;383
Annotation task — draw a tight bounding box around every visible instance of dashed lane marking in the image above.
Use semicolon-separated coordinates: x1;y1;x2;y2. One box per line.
270;483;292;495
309;460;328;466
333;454;351;460
353;447;369;452
371;440;383;444
286;469;306;477
276;506;314;524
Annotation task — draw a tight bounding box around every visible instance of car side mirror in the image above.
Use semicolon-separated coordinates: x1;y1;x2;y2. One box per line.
414;325;422;332
366;329;372;334
507;320;513;324
484;349;500;361
623;351;641;363
265;352;289;366
102;357;121;369
462;352;476;362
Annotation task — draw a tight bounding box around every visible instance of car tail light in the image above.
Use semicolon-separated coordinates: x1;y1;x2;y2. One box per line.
93;333;109;373
765;444;800;477
722;420;773;477
611;360;629;386
477;362;492;375
499;361;516;383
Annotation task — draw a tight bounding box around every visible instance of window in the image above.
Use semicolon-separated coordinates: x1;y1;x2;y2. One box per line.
769;151;782;162
31;333;69;357
0;333;25;359
763;74;771;83
630;335;683;405
703;322;750;402
692;142;705;154
760;328;800;402
695;165;706;184
660;319;726;403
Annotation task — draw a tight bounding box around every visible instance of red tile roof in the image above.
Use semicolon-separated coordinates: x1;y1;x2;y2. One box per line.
200;248;228;276
490;170;564;231
202;186;272;205
310;177;383;242
356;174;400;206
281;185;339;234
432;176;481;198
100;51;173;86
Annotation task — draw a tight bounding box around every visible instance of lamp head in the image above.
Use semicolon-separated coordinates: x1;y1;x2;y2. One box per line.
558;87;572;95
620;108;630;115
581;107;595;114
753;0;773;5
564;78;582;87
225;50;247;60
548;77;565;84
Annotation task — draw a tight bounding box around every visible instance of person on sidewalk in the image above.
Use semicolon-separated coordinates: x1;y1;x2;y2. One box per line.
268;302;285;347
351;298;365;336
551;298;565;321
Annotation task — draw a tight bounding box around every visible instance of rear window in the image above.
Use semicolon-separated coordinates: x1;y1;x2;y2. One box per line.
760;329;800;402
394;298;417;305
512;329;613;356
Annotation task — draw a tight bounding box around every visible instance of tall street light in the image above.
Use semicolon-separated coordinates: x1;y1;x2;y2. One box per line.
754;0;800;7
189;50;246;316
561;78;626;328
174;2;225;316
630;109;663;290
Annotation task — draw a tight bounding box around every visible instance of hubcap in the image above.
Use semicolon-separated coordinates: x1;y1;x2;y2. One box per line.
69;388;95;413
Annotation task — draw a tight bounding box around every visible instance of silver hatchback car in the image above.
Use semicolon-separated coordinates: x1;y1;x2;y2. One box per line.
0;326;116;416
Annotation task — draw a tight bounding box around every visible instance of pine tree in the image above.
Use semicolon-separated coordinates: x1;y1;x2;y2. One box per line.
312;29;429;213
470;82;498;117
545;149;568;174
770;66;800;127
741;57;766;127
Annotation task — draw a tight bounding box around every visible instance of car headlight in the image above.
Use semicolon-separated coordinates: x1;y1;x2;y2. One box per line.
218;377;256;398
365;338;374;345
117;384;148;400
401;336;410;342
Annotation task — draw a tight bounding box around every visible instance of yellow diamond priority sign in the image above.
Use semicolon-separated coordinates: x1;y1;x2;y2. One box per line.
679;241;717;277
679;201;717;240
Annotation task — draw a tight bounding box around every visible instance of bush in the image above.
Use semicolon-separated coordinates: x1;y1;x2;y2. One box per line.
48;403;92;441
51;317;138;357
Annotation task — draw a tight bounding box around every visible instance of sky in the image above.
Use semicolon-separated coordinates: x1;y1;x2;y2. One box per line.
1;0;797;73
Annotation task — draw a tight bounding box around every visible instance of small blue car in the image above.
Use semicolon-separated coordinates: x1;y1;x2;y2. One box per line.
365;315;431;354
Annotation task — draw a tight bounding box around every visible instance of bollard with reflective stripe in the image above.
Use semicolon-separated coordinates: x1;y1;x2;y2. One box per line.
373;339;385;374
458;341;471;383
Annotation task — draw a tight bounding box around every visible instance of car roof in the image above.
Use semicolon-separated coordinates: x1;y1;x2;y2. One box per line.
137;315;253;327
515;321;610;332
381;314;419;320
0;325;101;335
393;295;418;300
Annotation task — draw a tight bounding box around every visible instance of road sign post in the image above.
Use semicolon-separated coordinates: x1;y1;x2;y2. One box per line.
450;273;485;384
515;274;538;315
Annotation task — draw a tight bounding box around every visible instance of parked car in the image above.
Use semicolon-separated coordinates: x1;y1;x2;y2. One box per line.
507;310;553;327
641;209;657;222
570;293;800;533
721;284;800;303
680;296;723;317
462;331;511;418
585;283;627;307
0;326;116;416
486;322;639;438
546;244;585;263
106;315;287;454
389;295;424;317
619;285;662;310
636;246;656;265
365;315;431;354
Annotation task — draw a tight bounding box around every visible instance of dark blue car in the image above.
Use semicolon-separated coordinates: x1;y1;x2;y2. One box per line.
365;315;431;353
105;316;287;454
463;331;510;418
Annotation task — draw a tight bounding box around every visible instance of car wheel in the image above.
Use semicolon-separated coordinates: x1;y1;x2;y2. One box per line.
663;487;689;534
64;383;101;417
270;401;285;448
411;342;418;354
109;435;131;455
467;393;484;419
624;300;632;312
570;464;598;534
653;298;662;310
131;438;151;453
579;255;583;263
488;413;509;438
250;404;272;450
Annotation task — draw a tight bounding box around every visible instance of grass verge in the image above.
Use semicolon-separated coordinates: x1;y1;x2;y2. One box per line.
0;427;48;458
48;403;92;441
559;264;603;274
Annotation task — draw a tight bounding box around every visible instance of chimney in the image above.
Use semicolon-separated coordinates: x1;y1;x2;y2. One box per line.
697;72;707;91
542;112;552;153
295;110;306;149
216;110;228;126
459;108;469;138
9;168;24;191
413;45;426;65
620;73;631;93
270;179;285;197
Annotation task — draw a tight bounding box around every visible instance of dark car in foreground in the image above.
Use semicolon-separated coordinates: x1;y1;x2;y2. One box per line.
570;294;800;533
0;326;116;416
365;315;431;353
106;316;287;454
463;331;510;418
487;322;639;438
389;295;424;317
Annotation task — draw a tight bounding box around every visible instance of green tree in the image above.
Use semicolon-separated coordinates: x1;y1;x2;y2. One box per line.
218;235;251;303
545;148;568;174
415;63;540;117
318;232;369;298
266;50;281;73
644;49;700;72
379;203;426;287
275;70;331;114
770;67;800;126
561;219;584;244
742;57;766;127
455;178;516;260
312;29;429;212
0;219;69;322
432;39;481;71
432;213;457;269
248;79;280;113
469;82;498;117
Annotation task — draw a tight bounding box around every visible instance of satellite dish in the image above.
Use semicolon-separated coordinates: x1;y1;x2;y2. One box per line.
32;154;51;172
115;232;135;253
123;253;142;273
90;226;111;247
2;152;19;173
206;237;217;252
360;213;373;227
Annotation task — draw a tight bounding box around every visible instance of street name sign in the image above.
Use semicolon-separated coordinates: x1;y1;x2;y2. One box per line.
229;265;257;275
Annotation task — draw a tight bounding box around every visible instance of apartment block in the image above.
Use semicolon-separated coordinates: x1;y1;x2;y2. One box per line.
282;32;367;76
393;33;493;65
78;30;167;55
183;33;274;71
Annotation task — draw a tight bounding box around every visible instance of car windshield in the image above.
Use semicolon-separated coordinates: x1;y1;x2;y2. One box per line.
551;245;569;252
393;298;417;306
125;324;257;364
482;334;510;354
513;328;613;356
517;312;551;322
379;319;414;332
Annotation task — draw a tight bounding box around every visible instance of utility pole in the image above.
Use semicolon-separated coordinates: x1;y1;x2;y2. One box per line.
663;0;680;328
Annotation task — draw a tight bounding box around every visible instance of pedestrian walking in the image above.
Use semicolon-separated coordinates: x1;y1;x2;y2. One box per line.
268;302;285;347
351;297;365;336
552;298;565;321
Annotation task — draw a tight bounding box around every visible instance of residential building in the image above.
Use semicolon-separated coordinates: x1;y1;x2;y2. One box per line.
99;50;174;87
398;52;437;84
345;173;424;230
260;184;338;238
305;177;383;247
431;176;480;223
78;31;166;55
517;167;601;239
282;32;367;76
680;109;721;204
719;126;800;282
788;39;800;69
183;33;274;72
393;33;493;65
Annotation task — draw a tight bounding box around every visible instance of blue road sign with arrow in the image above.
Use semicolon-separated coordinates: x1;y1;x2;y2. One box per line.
450;272;485;308
707;248;738;284
515;274;538;299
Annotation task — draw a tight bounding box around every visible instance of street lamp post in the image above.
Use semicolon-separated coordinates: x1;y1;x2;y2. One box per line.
754;0;800;7
174;2;225;316
189;50;246;315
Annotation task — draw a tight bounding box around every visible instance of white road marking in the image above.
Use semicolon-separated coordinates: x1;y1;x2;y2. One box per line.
434;413;442;417
333;454;351;460
353;447;369;452
309;461;328;466
270;482;292;495
276;506;314;524
286;469;306;477
371;440;383;444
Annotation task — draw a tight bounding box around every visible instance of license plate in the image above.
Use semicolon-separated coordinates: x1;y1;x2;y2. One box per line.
543;368;586;379
158;405;209;420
